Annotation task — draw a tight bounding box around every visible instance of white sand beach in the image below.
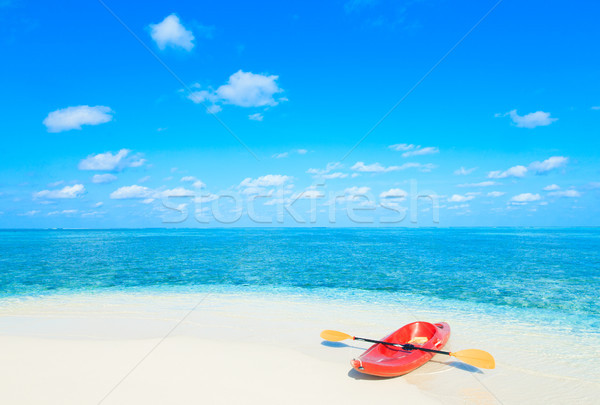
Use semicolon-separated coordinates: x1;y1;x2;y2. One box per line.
0;290;598;404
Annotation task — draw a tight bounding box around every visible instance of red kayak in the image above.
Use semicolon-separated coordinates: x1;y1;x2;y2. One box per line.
350;321;450;377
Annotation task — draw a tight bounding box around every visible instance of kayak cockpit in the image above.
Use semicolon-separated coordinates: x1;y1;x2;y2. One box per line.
351;321;451;377
375;321;439;356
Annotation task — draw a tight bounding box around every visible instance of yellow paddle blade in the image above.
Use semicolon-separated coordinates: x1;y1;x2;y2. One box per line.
320;330;353;342
450;349;495;369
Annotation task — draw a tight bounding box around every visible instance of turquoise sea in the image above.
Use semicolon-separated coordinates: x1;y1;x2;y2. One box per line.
1;228;599;332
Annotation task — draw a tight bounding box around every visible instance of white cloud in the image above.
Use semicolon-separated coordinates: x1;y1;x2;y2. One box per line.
529;156;568;174
149;14;194;51
543;184;560;191
93;202;104;208
548;189;581;198
189;71;284;113
500;109;558;128
322;172;348;179
388;143;415;151
401;146;439;158
380;188;407;199
78;149;144;171
488;165;528;179
240;187;268;196
110;185;153;199
181;176;205;188
454;167;477;175
487;191;505;197
249;113;264;121
79;149;127;171
351;162;396;173
448;204;470;210
81;210;106;217
351;161;435;173
307;163;339;174
240;175;290;188
43;105;113;132
48;209;78;216
129;158;146;167
18;210;40;217
487;156;568;180
458;181;497;187
206;104;222;114
307;162;346;179
344;186;371;196
158;187;195;197
448;194;475;203
510;193;541;202
273;149;308;159
110;185;196;200
92;174;117;184
34;184;85;199
405;162;437;172
187;88;217;104
217;71;283;107
388;144;439;158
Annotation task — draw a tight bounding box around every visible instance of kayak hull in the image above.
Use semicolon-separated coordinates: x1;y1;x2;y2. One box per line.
351;321;450;377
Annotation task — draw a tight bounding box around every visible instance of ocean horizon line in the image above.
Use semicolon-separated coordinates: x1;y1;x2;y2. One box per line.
1;225;600;231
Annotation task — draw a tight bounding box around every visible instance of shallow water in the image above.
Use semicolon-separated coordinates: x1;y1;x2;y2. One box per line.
1;228;599;320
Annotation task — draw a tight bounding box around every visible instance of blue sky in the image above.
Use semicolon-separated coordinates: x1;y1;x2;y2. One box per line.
0;0;599;227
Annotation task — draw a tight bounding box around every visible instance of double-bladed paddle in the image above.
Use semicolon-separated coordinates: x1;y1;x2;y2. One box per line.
320;329;495;369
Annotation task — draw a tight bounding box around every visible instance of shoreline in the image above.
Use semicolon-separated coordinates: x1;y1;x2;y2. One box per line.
0;289;598;404
2;284;597;335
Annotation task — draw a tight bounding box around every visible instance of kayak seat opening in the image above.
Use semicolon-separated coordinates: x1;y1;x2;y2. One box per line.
407;336;428;345
375;322;438;355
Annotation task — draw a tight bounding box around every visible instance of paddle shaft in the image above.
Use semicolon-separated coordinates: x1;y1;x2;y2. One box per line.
353;336;451;356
